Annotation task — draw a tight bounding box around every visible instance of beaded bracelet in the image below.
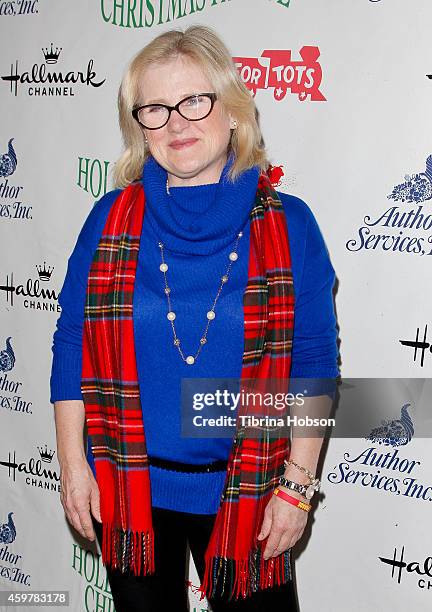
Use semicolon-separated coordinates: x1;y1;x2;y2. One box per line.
284;459;316;484
273;487;311;512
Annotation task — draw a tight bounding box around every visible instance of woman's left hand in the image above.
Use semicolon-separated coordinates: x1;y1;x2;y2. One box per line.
257;491;309;559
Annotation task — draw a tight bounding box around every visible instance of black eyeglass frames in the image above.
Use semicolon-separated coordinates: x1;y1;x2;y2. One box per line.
132;93;217;130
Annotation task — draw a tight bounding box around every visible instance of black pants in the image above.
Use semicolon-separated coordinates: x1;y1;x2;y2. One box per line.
92;507;299;612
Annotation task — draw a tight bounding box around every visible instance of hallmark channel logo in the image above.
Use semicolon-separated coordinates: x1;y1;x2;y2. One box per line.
0;445;60;491
0;261;60;311
346;155;432;256
399;323;432;368
233;47;326;102
379;545;432;591
0;138;32;221
1;42;106;97
0;336;32;415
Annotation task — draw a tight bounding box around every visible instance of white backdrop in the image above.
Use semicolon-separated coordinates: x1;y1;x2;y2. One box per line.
1;1;431;610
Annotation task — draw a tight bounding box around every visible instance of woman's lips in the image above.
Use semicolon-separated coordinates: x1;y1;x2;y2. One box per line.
169;139;198;150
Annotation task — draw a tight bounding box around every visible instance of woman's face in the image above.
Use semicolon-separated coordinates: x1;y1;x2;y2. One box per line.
138;55;236;186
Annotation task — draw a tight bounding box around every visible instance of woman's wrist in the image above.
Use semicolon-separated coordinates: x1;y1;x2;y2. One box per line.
274;487;312;512
58;449;87;469
280;462;321;500
283;466;313;485
277;483;306;500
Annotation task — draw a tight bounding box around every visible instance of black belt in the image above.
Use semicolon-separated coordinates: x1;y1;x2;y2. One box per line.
147;455;228;473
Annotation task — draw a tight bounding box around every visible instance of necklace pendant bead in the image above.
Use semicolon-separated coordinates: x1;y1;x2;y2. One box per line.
174;338;180;346
229;252;238;261
238;231;243;237
207;310;215;320
186;355;195;365
164;287;171;294
221;275;228;283
159;263;168;272
200;337;207;344
167;311;176;321
158;242;163;248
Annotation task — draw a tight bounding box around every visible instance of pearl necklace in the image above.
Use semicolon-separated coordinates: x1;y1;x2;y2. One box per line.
159;175;243;365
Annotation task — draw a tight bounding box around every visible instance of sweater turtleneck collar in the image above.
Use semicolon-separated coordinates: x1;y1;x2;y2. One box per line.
141;152;260;255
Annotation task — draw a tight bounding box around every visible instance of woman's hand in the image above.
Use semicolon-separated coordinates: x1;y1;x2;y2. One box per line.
60;458;101;541
257;491;308;559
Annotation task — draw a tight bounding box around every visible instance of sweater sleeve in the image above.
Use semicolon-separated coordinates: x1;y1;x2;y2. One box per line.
49;189;122;403
279;193;340;398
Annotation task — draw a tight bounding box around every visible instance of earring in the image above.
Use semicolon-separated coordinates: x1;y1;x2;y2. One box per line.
231;120;238;129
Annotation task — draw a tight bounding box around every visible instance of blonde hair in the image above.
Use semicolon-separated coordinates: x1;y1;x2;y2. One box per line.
112;24;270;189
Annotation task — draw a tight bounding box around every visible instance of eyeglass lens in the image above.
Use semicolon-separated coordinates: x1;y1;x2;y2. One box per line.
138;95;212;129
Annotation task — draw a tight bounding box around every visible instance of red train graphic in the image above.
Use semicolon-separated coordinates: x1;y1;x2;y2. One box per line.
233;46;326;102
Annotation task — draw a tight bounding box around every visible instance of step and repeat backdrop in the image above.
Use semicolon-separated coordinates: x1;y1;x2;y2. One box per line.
1;0;431;610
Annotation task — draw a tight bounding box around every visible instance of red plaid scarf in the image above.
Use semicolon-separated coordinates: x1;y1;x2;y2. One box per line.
81;169;295;602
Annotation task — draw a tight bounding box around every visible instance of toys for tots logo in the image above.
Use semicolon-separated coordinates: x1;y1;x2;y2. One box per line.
233;46;326;102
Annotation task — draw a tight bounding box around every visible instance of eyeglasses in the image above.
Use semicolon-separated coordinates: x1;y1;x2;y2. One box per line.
132;92;217;130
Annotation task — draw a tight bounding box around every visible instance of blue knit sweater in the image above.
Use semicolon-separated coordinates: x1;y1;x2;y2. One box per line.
50;153;339;514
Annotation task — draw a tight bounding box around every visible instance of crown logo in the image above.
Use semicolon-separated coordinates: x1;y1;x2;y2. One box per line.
42;43;62;64
36;261;54;281
37;444;56;463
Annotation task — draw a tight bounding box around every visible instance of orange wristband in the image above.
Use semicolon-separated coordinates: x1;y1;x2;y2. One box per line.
273;487;311;512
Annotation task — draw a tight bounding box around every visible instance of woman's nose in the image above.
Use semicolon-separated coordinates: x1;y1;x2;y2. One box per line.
167;108;190;130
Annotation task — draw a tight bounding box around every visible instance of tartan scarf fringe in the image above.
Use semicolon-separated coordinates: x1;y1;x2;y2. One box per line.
100;518;292;602
101;521;155;576
197;546;292;602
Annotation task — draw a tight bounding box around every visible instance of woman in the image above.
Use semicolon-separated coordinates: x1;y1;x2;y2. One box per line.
50;24;339;612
